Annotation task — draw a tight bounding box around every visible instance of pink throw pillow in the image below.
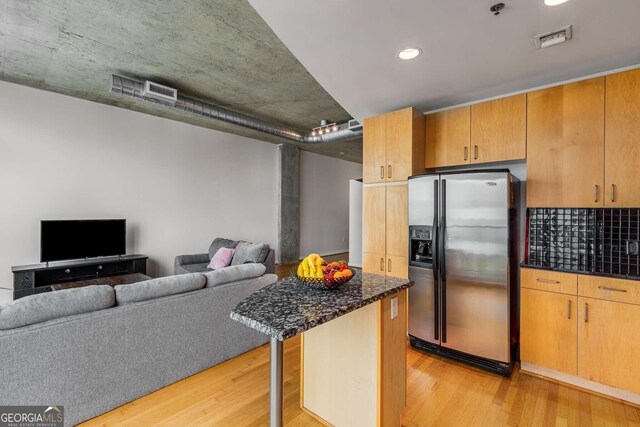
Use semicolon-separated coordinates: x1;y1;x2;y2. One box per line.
208;247;236;270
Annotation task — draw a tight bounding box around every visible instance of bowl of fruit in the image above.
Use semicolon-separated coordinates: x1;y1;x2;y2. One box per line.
296;253;355;289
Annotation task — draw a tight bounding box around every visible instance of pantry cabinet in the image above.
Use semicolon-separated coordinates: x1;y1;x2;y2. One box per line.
526;78;605;208
363;184;408;279
425;106;470;168
470;94;526;164
363;107;425;184
605;68;640;207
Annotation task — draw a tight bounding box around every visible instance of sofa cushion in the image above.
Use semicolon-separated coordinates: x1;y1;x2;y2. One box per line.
0;285;115;330
115;273;206;304
177;262;210;274
207;247;236;270
203;263;266;287
231;241;266;266
208;238;239;260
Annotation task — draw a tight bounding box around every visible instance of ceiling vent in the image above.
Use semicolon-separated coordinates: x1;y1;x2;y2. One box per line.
348;119;363;131
534;25;572;49
141;81;178;104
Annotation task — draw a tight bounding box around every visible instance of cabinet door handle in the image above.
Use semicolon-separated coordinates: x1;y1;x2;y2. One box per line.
387;258;392;272
584;303;589;323
463;146;468;161
594;185;598;203
379;258;384;272
388;165;392;179
380;166;385;180
567;300;572;320
598;286;627;293
536;278;560;284
611;184;616;203
473;145;478;160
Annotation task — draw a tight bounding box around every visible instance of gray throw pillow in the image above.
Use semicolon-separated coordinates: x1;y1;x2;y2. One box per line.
203;263;266;287
115;273;206;304
0;285;115;330
231;241;266;266
208;238;239;260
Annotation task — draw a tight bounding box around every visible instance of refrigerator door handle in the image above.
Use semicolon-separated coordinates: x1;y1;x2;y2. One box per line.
433;179;439;341
441;179;447;343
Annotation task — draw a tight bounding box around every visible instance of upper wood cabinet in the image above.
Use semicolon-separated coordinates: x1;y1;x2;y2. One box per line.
425;95;526;168
363;107;425;184
526;78;605;207
470;94;526;163
605;68;640;207
425;106;470;168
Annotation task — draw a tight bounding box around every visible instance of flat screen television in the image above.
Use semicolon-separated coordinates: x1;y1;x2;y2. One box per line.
41;219;126;262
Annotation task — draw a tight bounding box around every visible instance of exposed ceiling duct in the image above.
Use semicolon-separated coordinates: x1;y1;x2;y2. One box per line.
109;74;362;144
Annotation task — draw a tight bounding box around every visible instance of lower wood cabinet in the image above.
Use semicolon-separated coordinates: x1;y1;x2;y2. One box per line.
521;287;577;375
521;267;640;401
578;296;640;394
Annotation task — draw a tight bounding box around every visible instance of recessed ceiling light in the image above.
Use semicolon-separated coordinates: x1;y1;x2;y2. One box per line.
544;0;569;6
398;48;421;60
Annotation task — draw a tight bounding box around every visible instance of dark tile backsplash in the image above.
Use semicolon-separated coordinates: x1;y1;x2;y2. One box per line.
526;208;640;277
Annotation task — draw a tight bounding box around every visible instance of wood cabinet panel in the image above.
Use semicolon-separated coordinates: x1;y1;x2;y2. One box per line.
363;114;387;184
605;68;640;207
520;288;578;375
521;268;577;295
363;252;385;275
471;94;526;163
425;106;470;168
526;78;605;207
387;108;425;182
379;290;407;427
363;186;386;255
386;255;408;279
578;275;640;305
578;297;640;394
385;184;408;258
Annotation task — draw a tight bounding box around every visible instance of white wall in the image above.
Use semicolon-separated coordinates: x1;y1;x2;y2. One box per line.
299;151;362;258
0;80;282;303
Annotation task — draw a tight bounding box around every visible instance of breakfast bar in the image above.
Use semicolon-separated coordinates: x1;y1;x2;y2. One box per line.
231;271;414;427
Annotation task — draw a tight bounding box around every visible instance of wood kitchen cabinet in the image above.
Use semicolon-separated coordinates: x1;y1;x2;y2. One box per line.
526;77;605;207
425;106;470;168
363;184;408;279
470;94;526;163
521;268;640;402
520;269;578;375
605;68;640;207
363;107;425;184
578;296;640;394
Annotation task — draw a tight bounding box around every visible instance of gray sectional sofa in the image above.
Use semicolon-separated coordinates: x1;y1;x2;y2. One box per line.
175;237;275;275
0;264;277;426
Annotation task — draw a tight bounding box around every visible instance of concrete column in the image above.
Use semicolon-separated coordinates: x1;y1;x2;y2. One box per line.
276;144;300;264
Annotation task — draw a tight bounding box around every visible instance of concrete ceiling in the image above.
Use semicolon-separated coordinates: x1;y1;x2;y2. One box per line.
249;0;640;121
0;0;362;163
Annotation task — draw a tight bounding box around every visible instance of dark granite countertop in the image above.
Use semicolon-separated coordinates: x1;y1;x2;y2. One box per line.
230;271;414;340
520;263;640;282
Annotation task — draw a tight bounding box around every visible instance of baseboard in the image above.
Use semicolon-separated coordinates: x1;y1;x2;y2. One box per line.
520;361;640;406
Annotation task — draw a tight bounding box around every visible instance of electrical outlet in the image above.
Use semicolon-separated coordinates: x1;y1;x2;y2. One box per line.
627;240;640;256
391;296;398;319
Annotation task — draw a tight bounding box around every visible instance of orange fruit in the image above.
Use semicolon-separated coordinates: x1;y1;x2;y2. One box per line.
342;270;353;279
334;271;343;279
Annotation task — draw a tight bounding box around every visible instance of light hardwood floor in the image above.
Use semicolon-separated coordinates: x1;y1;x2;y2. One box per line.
80;256;640;426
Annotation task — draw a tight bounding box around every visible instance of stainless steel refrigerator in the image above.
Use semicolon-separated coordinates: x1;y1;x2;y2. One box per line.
408;170;518;375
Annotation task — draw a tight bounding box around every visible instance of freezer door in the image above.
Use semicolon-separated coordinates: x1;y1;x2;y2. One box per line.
441;172;511;363
408;175;438;227
408;266;438;344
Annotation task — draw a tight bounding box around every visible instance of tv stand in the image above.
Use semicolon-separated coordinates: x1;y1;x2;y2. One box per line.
11;255;147;300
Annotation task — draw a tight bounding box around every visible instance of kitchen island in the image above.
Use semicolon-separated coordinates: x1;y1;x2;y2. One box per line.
231;271;413;427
